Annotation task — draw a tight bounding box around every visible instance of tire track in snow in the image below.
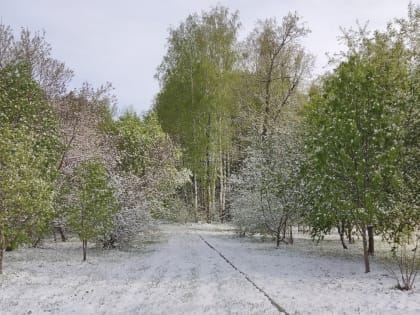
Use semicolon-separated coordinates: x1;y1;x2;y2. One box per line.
199;234;288;315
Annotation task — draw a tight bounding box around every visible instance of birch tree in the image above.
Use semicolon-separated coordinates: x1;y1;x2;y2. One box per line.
239;13;312;139
155;6;239;222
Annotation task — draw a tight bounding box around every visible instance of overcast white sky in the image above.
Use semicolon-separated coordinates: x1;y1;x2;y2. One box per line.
1;0;417;114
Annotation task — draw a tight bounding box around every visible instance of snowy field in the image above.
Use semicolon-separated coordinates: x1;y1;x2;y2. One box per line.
1;224;419;315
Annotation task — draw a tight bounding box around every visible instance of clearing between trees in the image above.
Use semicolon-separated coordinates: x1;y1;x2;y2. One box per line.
1;224;419;315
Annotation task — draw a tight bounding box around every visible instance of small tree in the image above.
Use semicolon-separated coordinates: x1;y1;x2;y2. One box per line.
68;160;119;261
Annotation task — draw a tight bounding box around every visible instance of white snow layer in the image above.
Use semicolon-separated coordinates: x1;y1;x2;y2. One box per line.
0;224;419;315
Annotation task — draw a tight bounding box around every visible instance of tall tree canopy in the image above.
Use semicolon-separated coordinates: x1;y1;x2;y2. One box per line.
239;13;312;139
155;6;240;221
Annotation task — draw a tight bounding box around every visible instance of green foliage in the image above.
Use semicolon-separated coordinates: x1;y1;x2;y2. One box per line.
0;63;62;177
111;110;190;221
155;7;239;219
305;27;412;232
304;7;420;271
0;127;55;249
381;4;420;243
67;160;119;258
113;111;174;176
0;63;60;271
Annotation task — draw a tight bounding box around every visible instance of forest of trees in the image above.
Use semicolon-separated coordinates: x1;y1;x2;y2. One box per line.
0;4;418;286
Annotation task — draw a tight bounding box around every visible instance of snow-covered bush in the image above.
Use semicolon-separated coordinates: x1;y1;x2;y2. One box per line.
387;234;420;291
230;153;268;236
99;174;156;248
230;115;304;246
145;167;192;221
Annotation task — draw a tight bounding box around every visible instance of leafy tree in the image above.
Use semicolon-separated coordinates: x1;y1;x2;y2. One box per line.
381;3;420;245
0;63;62;168
0;127;55;273
53;83;117;241
94;110;190;249
155;6;239;222
55;82;116;174
304;23;414;272
67;160;119;261
0;63;60;272
230;13;311;244
111;111;190;223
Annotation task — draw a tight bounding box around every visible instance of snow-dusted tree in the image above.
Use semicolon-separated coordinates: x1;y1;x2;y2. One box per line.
0;63;60;272
0;24;14;68
230;150;269;236
0;23;73;100
55;82;116;174
230;13;310;246
380;3;420;245
101;110;191;248
304;14;418;272
67;160;119;261
104;174;154;248
53;83;116;240
238;13;312;139
231;110;304;246
0;128;55;273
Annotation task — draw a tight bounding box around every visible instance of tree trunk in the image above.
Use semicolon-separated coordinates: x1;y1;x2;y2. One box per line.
193;174;198;222
289;226;293;245
205;113;211;223
225;152;231;221
346;225;353;244
276;230;281;248
282;222;287;240
207;183;211;223
367;225;374;256
262;58;273;139
0;247;3;274
219;152;225;222
0;233;4;274
338;223;348;249
211;175;216;222
361;226;370;273
59;227;66;242
32;237;42;248
82;239;87;261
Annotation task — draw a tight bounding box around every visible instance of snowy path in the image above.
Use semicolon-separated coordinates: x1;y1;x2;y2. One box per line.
1;224;419;314
114;225;278;314
0;225;277;315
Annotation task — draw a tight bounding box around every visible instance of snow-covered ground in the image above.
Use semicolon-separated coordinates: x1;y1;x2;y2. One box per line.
1;224;419;314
